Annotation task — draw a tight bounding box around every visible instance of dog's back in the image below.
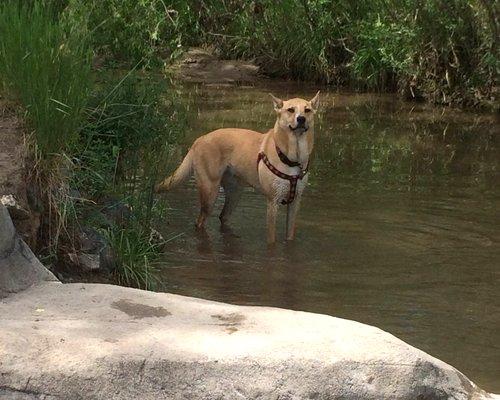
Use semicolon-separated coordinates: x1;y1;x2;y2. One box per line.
156;128;265;193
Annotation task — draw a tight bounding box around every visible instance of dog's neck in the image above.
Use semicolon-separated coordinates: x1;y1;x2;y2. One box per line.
272;122;314;166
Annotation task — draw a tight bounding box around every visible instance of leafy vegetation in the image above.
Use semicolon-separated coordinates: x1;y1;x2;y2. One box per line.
10;1;494;107
182;0;497;107
72;74;185;288
70;0;497;108
0;0;185;289
65;0;187;66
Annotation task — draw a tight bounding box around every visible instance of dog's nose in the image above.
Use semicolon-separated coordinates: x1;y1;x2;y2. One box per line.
297;115;306;124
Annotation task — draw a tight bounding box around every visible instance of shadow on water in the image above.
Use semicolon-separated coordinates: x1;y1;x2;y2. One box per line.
156;82;499;391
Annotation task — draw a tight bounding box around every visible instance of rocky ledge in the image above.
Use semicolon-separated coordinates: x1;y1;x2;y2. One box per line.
1;281;498;400
0;205;56;299
1;204;499;400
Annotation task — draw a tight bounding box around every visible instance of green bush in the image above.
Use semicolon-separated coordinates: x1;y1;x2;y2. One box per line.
166;0;498;107
72;72;186;288
350;17;417;90
66;0;186;66
45;0;496;107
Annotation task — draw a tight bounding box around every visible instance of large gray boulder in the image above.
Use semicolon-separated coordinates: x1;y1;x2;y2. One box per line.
0;204;57;298
0;281;498;400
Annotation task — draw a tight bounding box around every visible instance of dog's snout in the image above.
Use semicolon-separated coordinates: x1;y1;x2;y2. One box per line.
297;115;306;124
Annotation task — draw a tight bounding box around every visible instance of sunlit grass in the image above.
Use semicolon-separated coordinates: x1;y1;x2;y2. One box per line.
103;226;161;290
0;0;91;157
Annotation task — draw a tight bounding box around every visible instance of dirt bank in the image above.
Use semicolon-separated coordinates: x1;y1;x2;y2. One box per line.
168;47;261;84
0;99;39;248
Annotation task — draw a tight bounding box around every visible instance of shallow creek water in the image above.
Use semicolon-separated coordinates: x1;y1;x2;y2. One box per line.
157;82;499;391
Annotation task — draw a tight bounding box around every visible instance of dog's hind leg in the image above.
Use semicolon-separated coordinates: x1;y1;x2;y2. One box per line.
194;163;222;229
192;145;225;230
219;169;243;225
195;180;220;229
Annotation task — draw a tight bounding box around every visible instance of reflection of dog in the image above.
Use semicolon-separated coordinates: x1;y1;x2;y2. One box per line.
155;92;320;244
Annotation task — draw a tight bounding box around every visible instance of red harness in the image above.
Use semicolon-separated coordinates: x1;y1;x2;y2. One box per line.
257;145;309;205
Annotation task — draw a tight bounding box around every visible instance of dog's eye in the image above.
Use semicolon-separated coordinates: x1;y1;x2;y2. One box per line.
304;108;311;113
287;107;295;113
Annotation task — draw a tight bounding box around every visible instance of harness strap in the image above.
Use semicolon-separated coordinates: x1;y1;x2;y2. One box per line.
276;145;301;167
257;148;308;205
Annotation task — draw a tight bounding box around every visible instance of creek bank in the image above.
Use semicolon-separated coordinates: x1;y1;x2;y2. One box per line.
0;101;39;248
1;204;499;400
168;47;261;84
0;100;118;283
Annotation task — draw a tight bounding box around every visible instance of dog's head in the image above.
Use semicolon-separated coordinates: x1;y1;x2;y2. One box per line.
269;91;320;135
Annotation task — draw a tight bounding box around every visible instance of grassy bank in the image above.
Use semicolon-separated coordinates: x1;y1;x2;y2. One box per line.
71;0;497;109
0;1;184;289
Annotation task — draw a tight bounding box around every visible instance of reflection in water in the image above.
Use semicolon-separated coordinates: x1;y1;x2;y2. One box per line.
157;83;499;391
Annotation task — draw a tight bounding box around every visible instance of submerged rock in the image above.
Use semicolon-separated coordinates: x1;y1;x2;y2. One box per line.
69;226;116;273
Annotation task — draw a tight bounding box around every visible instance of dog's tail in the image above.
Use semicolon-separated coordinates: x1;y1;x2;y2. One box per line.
155;150;193;193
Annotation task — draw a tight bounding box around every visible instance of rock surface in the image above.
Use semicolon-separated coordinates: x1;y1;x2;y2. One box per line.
0;194;30;220
67;227;117;273
0;204;56;298
0;280;498;400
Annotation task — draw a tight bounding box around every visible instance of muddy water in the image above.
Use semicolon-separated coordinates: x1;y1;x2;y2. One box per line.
157;82;499;391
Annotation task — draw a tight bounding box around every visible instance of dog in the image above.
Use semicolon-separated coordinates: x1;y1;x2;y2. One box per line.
155;92;320;244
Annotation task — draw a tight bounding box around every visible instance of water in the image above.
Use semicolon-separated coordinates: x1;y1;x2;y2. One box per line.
157;82;499;391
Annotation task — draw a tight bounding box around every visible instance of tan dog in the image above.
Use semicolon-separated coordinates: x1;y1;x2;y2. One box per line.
155;92;320;243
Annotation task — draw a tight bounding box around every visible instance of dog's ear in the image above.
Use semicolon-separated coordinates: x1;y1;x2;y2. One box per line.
269;93;283;111
310;91;320;111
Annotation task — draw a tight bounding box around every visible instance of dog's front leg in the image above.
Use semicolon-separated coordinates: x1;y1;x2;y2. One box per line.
266;200;278;244
285;196;302;241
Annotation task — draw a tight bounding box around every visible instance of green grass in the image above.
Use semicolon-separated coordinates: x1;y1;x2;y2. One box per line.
103;226;161;290
192;0;497;106
65;0;496;108
14;1;494;107
0;0;91;158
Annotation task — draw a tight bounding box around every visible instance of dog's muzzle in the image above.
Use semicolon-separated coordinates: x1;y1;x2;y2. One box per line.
289;124;308;134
